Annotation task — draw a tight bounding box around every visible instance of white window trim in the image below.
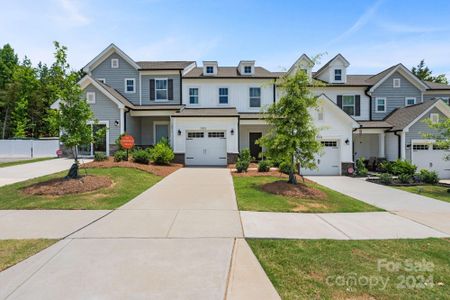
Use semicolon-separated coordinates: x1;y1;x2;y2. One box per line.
155;78;168;102
430;113;440;124
375;97;387;113
405;97;416;106
124;78;136;94
79;120;110;157
342;94;356;116
205;66;214;74
243;66;253;74
153;121;170;145
218;87;229;105
334;69;343;82
96;78;106;83
86;92;96;104
111;58;119;68
188;86;200;105
249;87;262;109
393;78;401;88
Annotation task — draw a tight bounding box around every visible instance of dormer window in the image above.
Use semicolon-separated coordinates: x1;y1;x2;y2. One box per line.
393;78;401;88
206;66;214;74
334;69;342;81
111;58;119;68
244;66;252;74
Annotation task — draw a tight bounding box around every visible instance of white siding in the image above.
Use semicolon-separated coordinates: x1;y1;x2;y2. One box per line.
385;132;399;161
239;125;269;151
182;79;274;112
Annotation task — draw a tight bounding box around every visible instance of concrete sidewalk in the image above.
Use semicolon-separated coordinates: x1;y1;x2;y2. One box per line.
0;158;90;187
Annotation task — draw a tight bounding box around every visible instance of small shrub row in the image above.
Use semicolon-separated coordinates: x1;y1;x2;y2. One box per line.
378;159;416;176
236;149;252;173
112;139;174;165
94;152;107;162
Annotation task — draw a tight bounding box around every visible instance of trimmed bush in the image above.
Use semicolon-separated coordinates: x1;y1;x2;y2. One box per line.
132;149;150;164
398;173;412;184
236;149;251;173
355;157;368;177
94;152;107;162
418;169;439;184
379;173;393;185
114;150;128;162
390;160;417;176
148;141;174;165
258;160;271;172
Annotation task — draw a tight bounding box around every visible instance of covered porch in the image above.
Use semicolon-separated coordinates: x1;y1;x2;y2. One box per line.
239;114;270;160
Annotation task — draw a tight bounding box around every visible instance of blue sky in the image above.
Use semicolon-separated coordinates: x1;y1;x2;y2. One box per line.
1;0;450;77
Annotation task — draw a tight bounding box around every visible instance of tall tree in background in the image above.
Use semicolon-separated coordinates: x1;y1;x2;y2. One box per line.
259;68;322;184
412;60;448;84
0;44;19;138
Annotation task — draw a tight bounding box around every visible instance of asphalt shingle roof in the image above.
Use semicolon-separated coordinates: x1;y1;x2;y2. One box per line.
173;107;239;117
184;67;277;78
136;61;195;70
384;99;438;131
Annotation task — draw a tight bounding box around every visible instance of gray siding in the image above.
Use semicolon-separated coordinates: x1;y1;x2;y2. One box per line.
91;53;140;105
372;71;422;120
141;75;181;105
423;93;450;102
139;116;170;146
405;107;447;161
84;84;121;144
125;114;141;145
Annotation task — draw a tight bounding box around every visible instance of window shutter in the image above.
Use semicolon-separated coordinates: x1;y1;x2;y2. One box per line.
168;79;173;100
355;95;361;116
150;79;155;101
337;95;342;108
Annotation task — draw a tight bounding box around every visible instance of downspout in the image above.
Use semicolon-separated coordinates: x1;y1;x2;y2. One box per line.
124;108;130;133
365;87;372;120
394;131;401;159
272;83;276;104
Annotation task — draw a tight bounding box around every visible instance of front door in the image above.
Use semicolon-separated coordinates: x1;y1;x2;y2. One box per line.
155;124;169;144
249;132;262;160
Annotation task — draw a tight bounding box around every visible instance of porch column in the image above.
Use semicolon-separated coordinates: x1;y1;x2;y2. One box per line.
119;108;125;134
378;132;385;158
400;132;406;160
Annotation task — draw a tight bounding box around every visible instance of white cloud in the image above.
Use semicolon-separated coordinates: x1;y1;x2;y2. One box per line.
53;0;90;27
376;20;450;34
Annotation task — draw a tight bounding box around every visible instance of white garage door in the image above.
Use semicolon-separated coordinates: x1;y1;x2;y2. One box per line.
301;140;341;175
185;131;227;166
412;143;450;179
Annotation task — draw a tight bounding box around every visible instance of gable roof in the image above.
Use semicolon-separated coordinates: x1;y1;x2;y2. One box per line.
83;43;140;73
79;75;125;109
136;61;195;70
287;54;314;75
367;63;429;93
183;66;277;78
384;99;439;131
424;80;450;90
314;54;350;78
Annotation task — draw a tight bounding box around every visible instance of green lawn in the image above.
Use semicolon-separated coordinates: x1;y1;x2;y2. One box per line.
0;167;161;209
0;157;55;168
233;176;381;213
0;239;57;271
248;238;450;300
394;185;450;203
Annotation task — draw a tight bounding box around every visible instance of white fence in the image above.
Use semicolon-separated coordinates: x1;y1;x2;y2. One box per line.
0;139;60;158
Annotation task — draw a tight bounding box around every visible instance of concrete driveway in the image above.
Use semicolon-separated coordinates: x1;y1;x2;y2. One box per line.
307;176;450;234
0;158;86;187
0;168;279;300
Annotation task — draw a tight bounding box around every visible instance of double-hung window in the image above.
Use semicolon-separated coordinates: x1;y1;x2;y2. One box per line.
125;78;135;93
334;69;342;81
189;88;199;104
375;97;386;113
342;95;355;115
206;66;214;74
155;79;168;101
244;66;252;74
249;87;261;108
219;88;228;104
405;97;416;106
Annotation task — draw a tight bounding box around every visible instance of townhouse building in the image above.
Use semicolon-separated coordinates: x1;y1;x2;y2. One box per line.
76;44;450;177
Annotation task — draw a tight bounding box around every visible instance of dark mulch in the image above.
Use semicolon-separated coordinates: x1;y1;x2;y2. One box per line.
261;180;327;199
82;157;182;177
23;175;113;196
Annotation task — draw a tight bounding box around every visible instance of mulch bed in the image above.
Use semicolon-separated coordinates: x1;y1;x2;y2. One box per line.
23;175;112;196
261;180;327;199
82;157;182;177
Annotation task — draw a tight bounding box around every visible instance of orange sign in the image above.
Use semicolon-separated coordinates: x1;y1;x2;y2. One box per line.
120;135;135;149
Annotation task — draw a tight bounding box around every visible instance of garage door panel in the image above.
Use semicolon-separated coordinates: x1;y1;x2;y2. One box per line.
185;131;227;166
301;140;341;176
412;144;450;179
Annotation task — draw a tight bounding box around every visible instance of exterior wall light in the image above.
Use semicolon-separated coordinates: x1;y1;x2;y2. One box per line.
231;129;234;135
114;120;120;127
345;139;350;145
177;130;181;136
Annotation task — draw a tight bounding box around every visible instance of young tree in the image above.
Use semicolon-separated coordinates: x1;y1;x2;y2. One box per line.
412;59;448;84
423;116;450;161
0;44;19;138
259;68;322;184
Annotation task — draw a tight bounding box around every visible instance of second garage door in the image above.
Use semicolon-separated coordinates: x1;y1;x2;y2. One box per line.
412;143;450;178
185;131;227;166
301;140;341;175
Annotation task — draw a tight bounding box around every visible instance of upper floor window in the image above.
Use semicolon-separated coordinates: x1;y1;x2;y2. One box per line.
206;66;214;74
334;69;342;81
111;58;119;68
430;113;440;124
125;78;135;93
219;88;228;104
155;79;168;101
405;97;416;106
376;97;386;113
244;66;252;74
249;87;261;108
97;78;106;83
393;78;401;88
342;95;355;115
189;88;199;104
86;92;96;104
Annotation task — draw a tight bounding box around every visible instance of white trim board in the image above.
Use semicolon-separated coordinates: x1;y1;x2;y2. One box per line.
83;43;140;73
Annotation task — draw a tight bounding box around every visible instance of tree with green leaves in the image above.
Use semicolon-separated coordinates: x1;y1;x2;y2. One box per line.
412;60;448;84
423;116;450;161
259;68;322;184
0;44;19;138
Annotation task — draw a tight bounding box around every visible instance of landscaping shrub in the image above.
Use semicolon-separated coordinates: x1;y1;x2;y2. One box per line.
236;149;251;173
390;159;417;176
94;152;107;162
132;149;150;164
377;161;392;174
258;160;271;172
379;173;393;185
279;160;294;175
418;169;439;184
355;157;368;177
398;173;412;184
114;150;128;162
148;141;174;165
